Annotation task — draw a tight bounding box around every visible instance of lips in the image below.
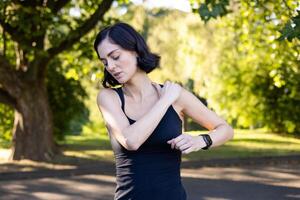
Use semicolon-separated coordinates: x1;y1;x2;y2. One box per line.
113;72;122;78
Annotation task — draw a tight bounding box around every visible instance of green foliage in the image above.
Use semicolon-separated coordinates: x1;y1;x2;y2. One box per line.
1;0;299;147
0;104;13;144
0;54;91;144
121;1;300;135
278;10;300;41
0;0;115;143
251;64;300;134
194;0;230;22
119;6;221;130
47;59;89;141
201;1;300;135
120;5;213;88
190;0;300;41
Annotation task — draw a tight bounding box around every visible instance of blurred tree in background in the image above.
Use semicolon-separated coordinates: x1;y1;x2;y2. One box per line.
0;0;299;162
191;0;300;41
0;0;115;161
119;2;300;135
119;5;216;131
47;59;89;141
120;1;300;135
0;61;89;143
190;0;300;134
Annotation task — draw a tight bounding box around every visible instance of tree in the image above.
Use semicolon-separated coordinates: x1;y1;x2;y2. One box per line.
0;0;114;161
190;0;300;41
191;0;300;134
47;58;90;141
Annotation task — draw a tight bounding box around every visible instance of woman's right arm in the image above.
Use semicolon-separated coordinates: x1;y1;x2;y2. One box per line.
97;82;181;150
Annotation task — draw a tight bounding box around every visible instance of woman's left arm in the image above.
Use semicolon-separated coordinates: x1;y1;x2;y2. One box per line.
168;86;234;154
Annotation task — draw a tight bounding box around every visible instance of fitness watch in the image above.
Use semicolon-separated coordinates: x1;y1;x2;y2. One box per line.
200;134;212;150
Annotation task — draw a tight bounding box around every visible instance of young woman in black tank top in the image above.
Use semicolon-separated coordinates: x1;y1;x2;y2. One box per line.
94;22;234;200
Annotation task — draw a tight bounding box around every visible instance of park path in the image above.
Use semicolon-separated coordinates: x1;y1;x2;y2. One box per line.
0;162;300;200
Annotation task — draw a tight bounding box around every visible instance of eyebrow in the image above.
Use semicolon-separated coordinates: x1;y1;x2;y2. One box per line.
100;49;119;60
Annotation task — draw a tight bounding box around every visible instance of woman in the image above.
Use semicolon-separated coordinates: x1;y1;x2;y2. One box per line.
94;22;234;200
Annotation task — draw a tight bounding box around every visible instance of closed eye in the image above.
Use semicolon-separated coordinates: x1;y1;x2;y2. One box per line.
112;56;119;60
102;56;119;67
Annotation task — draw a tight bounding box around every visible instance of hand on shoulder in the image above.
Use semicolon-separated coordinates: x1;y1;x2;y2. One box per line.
152;81;182;105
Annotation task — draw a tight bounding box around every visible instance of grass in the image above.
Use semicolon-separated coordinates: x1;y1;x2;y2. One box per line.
57;133;115;162
1;129;300;168
184;129;300;161
58;129;300;162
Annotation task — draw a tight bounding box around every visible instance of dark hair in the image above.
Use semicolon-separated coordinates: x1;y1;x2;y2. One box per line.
94;22;161;88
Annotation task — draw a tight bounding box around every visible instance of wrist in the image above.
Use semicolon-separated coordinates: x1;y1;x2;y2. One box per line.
195;135;207;151
159;97;172;107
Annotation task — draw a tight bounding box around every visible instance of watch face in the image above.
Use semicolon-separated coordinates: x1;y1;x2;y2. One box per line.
201;134;212;150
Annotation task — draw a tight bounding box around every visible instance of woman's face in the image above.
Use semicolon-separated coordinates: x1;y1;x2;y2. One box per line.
97;37;138;84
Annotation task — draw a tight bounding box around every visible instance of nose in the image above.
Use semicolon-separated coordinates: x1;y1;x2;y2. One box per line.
106;59;115;72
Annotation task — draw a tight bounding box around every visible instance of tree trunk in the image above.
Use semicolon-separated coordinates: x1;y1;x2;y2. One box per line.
9;81;57;161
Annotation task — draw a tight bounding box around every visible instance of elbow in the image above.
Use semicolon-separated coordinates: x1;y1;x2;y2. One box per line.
227;125;234;140
217;123;234;141
124;138;140;151
122;128;140;151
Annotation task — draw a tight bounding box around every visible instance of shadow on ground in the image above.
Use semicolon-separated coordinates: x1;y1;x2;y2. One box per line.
1;163;300;200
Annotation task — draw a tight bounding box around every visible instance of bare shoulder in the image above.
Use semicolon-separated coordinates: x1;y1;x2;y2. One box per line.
96;87;120;108
176;86;196;104
97;87;113;101
175;86;207;114
169;82;186;120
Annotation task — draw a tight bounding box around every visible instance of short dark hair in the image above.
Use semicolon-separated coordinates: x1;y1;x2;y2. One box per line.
94;22;161;88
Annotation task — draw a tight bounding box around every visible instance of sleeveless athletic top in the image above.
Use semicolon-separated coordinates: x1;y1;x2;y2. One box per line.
111;84;187;200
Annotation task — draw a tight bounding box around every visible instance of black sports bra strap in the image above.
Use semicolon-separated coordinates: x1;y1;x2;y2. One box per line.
112;87;125;112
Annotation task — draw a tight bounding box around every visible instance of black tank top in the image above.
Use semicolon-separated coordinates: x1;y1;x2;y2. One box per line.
111;84;187;200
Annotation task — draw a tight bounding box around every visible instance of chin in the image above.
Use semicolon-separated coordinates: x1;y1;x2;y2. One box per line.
117;78;126;84
120;75;131;83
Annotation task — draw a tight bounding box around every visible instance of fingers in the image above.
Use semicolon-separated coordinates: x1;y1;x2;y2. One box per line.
152;82;162;97
164;80;171;85
168;135;184;149
163;80;172;91
175;139;192;151
168;134;193;151
168;134;200;154
167;138;175;149
178;143;191;151
182;146;194;154
175;138;187;148
162;81;170;92
171;139;191;151
173;135;185;144
152;81;174;98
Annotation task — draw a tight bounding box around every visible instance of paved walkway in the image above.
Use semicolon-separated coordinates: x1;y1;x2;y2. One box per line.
1;162;300;200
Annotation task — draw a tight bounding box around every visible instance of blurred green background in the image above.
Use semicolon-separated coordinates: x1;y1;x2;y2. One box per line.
0;0;299;166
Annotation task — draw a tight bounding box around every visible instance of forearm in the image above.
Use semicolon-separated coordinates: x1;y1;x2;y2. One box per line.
169;124;234;154
207;124;234;148
123;98;170;150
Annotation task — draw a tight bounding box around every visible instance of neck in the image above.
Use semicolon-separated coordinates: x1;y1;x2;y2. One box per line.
122;72;155;103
